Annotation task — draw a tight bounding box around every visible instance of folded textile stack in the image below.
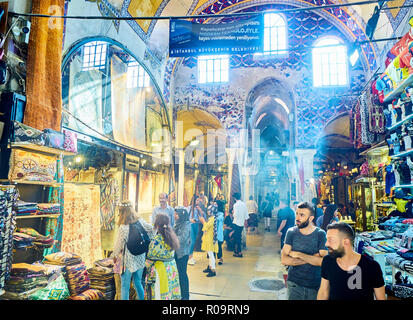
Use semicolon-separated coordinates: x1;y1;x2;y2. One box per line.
43;252;82;266
14;200;38;216
88;262;115;300
32;262;65;277
29;274;70;300
0;186;18;294
37;203;60;215
16;228;54;248
1;263;49;300
402;219;413;225
66;262;91;297
13;232;35;249
69;288;104;300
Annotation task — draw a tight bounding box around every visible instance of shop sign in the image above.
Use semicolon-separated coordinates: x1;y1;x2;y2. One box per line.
169;15;263;57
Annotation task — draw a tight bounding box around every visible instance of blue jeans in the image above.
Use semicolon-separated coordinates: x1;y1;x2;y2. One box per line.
287;280;318;300
190;222;199;255
121;268;144;300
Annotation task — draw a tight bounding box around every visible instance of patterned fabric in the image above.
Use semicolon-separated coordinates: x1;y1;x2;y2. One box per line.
43;128;65;149
359;92;376;145
145;233;181;300
146;233;174;261
61;183;102;268
29;274;69;300
43;252;82;266
8;149;57;182
66;263;90;296
70;288;103;300
63;129;78;153
0;186;18;292
13;121;45;145
44;157;64;255
99;172;121;231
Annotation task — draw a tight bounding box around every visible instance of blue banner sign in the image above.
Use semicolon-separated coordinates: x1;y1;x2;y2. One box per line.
169;16;263;57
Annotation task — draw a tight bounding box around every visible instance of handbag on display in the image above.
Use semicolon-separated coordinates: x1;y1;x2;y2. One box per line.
43;128;65;150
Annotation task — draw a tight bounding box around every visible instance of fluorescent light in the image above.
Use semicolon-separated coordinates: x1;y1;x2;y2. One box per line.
274;98;289;114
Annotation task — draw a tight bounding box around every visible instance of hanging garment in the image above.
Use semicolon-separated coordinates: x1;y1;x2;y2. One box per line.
385;165;396;194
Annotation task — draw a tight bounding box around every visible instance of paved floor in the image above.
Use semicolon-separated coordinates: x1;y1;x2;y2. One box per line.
187;218;288;300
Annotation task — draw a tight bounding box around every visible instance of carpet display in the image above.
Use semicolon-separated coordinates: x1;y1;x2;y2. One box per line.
61;183;103;268
43;252;82;266
99;171;121;231
66;262;90;297
24;0;65;132
0;186;18;294
88;261;115;300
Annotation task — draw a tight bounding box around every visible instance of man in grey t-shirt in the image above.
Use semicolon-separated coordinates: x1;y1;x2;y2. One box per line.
281;201;328;300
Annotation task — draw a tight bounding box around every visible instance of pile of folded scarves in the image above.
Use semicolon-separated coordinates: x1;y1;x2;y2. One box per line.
13;232;35;249
43;252;83;267
14;200;38;216
66;262;103;300
378;217;410;233
37;203;60;215
88;258;116;300
16;228;54;249
1;263;49;300
0;186;18;294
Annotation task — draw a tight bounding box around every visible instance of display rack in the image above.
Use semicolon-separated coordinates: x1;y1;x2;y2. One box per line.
0;179;62;187
383;73;413;104
387;113;413;132
391;149;413;159
16;214;60;220
9;142;76;156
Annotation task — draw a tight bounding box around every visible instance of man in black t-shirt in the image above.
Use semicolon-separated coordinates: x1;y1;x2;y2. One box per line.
317;222;386;300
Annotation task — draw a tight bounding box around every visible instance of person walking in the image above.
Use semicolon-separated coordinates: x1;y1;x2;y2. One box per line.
277;199;296;250
173;207;192;300
232;193;249;258
113;201;154;300
317;222;386;300
188;195;203;265
145;213;181;300
312;198;324;222
318;204;339;231
262;195;273;231
246;195;259;234
216;199;225;265
200;202;219;277
151;193;175;227
281;202;328;300
223;209;235;251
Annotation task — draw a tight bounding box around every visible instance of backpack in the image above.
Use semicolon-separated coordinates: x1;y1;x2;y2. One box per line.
126;220;150;256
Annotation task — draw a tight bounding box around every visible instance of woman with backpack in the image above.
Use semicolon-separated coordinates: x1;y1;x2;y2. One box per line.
112;201;154;300
145;213;181;300
173;207;192;300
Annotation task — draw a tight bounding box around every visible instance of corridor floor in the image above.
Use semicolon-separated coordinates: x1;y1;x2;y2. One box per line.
187;219;288;300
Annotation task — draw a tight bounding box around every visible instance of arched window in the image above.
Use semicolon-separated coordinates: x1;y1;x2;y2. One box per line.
263;13;287;55
312;37;348;87
198;55;229;84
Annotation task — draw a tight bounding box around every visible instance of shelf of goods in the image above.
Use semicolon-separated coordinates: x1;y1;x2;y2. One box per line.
391;149;413;160
0;180;62;188
355;234;396;285
16;214;60;220
384;73;413;104
387;113;413;132
9;142;76;156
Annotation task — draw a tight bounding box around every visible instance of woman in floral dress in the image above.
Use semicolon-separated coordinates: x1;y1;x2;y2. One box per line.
145;213;181;300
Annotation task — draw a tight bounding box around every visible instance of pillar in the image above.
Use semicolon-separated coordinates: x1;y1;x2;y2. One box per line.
178;149;185;206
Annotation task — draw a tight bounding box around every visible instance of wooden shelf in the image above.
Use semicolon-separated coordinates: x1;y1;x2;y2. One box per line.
10;142;76;156
384;73;413;103
16;214;60;219
0;180;62;187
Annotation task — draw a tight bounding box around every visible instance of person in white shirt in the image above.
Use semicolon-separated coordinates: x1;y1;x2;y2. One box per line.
246;195;259;234
232;193;249;258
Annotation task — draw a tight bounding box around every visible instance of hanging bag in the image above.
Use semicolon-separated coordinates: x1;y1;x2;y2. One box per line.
126;220;150;256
